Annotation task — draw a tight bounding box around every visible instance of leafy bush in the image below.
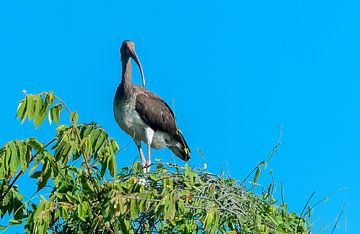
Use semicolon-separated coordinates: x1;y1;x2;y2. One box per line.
0;92;310;233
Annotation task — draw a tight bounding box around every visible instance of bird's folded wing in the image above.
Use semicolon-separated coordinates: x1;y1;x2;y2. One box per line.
135;93;177;135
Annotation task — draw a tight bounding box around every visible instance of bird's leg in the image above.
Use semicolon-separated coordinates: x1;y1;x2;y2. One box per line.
144;127;154;173
146;144;151;173
135;140;147;173
139;147;147;173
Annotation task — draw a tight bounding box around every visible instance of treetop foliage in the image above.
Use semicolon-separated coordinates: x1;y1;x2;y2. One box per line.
0;91;310;233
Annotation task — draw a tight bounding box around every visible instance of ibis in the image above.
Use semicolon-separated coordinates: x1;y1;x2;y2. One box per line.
113;40;190;173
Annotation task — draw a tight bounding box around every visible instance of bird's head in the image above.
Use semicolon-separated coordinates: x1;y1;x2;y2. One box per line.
121;40;146;87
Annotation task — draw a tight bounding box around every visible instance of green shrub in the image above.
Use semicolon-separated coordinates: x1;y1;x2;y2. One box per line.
0;92;310;233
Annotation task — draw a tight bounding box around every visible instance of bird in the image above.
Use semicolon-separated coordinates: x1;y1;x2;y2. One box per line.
113;40;190;173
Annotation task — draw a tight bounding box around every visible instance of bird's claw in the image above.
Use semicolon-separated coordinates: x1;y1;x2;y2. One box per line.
142;163;153;173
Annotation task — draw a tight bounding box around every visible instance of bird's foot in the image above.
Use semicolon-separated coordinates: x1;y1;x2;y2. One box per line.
142;163;153;173
141;160;147;173
146;160;151;173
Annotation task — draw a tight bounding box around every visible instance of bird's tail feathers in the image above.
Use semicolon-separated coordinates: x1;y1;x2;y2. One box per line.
169;129;190;161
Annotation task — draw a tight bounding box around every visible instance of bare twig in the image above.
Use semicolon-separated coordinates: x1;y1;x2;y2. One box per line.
296;191;315;231
54;94;72;116
331;206;345;234
241;127;282;186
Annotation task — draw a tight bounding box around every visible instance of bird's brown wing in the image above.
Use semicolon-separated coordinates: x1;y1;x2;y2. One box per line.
135;91;177;135
134;85;191;160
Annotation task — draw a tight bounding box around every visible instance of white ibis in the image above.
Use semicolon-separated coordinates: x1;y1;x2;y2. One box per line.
113;40;190;173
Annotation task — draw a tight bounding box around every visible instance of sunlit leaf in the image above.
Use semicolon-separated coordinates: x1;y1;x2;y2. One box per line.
26;95;35;120
108;154;116;177
70;112;78;125
77;202;88;222
30;171;42;179
94;132;106;153
49;104;62;125
8;142;19;175
33;95;43;127
37;167;51;191
130;199;138;219
16;99;26;123
111;139;119;153
16;141;27;172
28;137;44;152
252;166;261;186
9;219;21;225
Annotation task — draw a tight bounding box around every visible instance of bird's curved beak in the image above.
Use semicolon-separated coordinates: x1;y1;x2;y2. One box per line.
130;49;146;87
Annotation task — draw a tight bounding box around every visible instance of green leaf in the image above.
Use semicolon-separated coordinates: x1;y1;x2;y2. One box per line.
83;179;95;193
81;137;92;157
80;124;94;138
111;139;119;152
119;218;133;233
17;141;27;172
37;169;51;191
13;196;24;220
71;141;80;161
33;95;43;127
28;138;44;152
54;141;66;161
266;214;279;226
9;219;21;225
16;99;26;122
108;154;116;177
130;199;138;219
94;132;106;153
59;206;68;219
62;143;73;165
205;209;214;230
26;94;35;120
184;164;190;176
133;161;142;173
48;109;52;125
33;201;45;223
99;160;106;177
252;166;261;186
9;142;19;175
49;104;62;125
177;199;185;213
77;202;88;222
89;128;101;149
0;156;6;179
70;112;78;125
45;92;55;105
30;171;42;178
5;146;11;175
149;173;159;181
26;95;35;120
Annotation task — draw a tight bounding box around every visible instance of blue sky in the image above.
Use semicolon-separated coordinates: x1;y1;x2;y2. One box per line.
1;0;359;233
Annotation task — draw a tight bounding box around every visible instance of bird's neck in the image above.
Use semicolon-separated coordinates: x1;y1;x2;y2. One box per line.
118;56;133;99
121;56;132;83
